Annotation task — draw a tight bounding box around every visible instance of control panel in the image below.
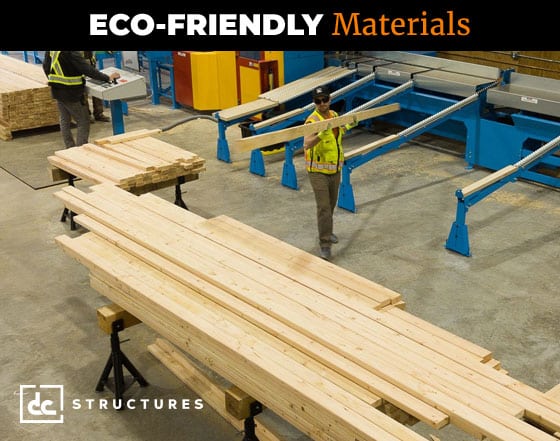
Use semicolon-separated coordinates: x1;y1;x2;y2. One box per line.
86;67;147;101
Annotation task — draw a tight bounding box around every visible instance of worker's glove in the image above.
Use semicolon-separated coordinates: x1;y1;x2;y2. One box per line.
345;115;359;131
317;130;330;140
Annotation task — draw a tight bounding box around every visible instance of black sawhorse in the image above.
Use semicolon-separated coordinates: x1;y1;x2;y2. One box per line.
60;175;77;230
242;401;263;441
174;175;188;209
96;318;148;406
225;385;263;441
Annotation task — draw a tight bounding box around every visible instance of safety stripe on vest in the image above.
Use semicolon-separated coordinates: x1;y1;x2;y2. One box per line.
48;51;84;86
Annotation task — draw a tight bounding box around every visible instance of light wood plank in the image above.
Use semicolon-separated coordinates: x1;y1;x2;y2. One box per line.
231;104;400;153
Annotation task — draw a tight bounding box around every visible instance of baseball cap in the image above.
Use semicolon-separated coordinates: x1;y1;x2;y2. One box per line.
312;86;330;98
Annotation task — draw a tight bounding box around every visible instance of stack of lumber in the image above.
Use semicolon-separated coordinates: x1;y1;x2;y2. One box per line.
0;54;59;140
47;129;206;192
54;183;560;441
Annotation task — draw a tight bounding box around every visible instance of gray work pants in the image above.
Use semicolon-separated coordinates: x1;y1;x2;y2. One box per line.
56;99;90;148
308;171;341;248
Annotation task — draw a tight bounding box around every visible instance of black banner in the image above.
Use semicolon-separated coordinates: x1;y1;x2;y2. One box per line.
2;2;556;51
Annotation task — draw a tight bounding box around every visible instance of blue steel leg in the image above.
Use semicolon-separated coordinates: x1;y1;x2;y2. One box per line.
338;164;356;213
168;67;179;109
216;122;231;163
149;61;160;105
281;141;299;190
250;149;266;176
463;119;476;170
110;100;125;135
445;199;471;256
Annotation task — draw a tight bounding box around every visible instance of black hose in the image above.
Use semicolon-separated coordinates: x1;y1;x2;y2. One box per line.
160;114;218;132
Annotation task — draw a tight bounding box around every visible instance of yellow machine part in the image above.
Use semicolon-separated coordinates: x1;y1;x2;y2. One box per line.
264;51;285;86
238;64;262;104
191;51;237;110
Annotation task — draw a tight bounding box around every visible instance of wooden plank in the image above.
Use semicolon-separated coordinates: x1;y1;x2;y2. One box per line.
547;385;560;403
95;128;162;145
48;155;117;185
147;337;313;441
344;134;401;160
49;165;71;182
96;303;141;334
385;307;493;364
230;104;401;153
225;385;259;420
146;337;245;432
81;144;156;171
204;214;402;308
461;165;519;198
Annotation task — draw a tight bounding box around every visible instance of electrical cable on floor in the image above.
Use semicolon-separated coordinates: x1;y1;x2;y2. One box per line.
160;114;218;132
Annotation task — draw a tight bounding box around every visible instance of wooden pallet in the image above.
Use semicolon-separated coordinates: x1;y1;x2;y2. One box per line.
0;54;59;140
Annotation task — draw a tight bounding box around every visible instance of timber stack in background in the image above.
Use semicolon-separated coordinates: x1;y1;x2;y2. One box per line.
0;54;58;140
438;51;560;80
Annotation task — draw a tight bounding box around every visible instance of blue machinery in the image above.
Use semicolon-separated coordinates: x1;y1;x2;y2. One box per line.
445;133;560;256
213;51;560;256
444;71;560;256
139;51;179;109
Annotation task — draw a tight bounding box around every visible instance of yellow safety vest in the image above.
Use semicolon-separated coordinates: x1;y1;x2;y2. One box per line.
47;51;84;87
304;109;345;174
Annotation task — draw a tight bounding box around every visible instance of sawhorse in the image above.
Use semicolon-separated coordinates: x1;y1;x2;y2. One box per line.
95;304;148;406
225;385;263;441
60;175;77;230
174;175;188;209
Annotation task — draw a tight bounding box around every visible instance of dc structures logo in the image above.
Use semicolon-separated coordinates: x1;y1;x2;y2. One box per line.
19;385;64;424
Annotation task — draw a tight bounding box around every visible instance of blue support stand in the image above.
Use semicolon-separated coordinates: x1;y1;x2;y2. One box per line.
250;150;265;176
143;51;177;108
216;120;231;163
110;100;126;135
95;52;128;118
446;131;560;257
445;199;471;256
281;140;301;190
338;165;356;213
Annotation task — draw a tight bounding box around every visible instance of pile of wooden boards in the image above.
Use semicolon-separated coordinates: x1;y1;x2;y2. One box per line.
48;129;206;192
54;184;560;441
0;53;59;140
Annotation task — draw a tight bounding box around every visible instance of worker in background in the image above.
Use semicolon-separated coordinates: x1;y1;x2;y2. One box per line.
43;51;120;148
82;51;110;123
303;86;353;261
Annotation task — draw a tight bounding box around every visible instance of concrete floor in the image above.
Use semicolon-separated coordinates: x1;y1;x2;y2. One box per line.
1;95;560;441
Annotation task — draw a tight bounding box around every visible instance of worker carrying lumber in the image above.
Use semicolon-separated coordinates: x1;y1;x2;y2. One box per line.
303;85;355;261
43;51;120;148
82;51;111;123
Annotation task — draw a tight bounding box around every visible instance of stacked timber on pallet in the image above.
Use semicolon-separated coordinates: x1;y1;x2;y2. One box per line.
54;184;560;441
0;54;59;140
48;129;206;192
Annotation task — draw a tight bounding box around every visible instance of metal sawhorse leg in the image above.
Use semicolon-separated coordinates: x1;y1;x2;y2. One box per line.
242;401;263;441
60;176;77;230
96;318;148;407
174;176;188;210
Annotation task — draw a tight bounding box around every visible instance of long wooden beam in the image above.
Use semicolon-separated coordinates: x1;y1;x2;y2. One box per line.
230;103;400;153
